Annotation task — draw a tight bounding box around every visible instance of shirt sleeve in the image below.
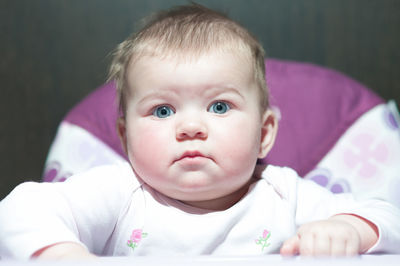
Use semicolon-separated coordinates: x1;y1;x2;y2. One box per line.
0;162;139;260
292;168;400;254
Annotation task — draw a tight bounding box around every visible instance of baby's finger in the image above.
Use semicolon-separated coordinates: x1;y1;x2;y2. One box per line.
345;238;360;256
298;232;314;256
313;234;331;256
330;237;346;256
280;235;300;256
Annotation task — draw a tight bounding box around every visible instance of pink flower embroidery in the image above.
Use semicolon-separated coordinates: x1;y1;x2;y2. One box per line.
127;229;148;251
255;229;271;251
262;229;269;239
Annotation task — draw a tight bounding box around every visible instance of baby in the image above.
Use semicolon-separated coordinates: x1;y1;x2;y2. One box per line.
1;4;400;260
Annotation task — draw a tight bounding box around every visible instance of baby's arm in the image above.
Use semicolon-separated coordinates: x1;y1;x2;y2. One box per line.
0;164;135;259
32;242;96;260
280;214;378;256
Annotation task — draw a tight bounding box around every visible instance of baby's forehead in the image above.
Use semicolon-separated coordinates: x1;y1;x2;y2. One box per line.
131;37;253;64
125;46;263;102
128;50;254;84
128;49;254;79
125;53;261;108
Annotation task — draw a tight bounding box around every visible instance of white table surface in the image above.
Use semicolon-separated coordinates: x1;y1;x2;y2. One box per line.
1;255;399;266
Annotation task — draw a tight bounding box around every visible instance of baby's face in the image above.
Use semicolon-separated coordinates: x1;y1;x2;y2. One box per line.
119;51;275;210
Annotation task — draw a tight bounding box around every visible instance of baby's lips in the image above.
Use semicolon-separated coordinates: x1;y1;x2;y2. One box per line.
173;150;215;164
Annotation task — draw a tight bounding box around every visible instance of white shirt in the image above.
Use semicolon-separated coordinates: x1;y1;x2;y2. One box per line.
1;162;399;259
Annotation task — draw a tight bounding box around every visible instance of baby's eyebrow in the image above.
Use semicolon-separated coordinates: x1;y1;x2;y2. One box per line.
137;90;179;104
204;86;245;100
136;85;244;105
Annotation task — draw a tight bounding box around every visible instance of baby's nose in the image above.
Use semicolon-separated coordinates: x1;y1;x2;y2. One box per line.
176;119;208;140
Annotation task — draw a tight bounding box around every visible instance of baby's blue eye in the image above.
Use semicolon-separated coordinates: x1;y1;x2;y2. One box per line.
209;102;230;114
153;106;174;118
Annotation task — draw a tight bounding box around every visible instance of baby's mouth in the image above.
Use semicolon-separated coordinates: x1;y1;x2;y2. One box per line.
173;151;213;164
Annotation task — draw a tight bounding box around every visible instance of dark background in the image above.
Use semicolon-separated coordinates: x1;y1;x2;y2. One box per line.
1;0;399;200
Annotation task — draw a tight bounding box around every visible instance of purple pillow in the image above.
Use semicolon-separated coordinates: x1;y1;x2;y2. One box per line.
64;59;383;177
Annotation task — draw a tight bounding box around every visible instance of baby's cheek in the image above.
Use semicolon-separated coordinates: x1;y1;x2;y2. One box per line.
216;126;260;172
127;128;169;175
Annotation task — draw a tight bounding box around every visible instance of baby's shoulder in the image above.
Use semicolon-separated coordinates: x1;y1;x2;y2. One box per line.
260;164;300;183
259;165;335;201
258;165;302;199
64;161;143;197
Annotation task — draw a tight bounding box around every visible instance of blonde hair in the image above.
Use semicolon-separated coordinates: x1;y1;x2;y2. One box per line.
109;3;268;116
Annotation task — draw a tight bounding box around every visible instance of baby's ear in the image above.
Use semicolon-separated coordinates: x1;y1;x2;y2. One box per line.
258;109;278;159
117;117;128;155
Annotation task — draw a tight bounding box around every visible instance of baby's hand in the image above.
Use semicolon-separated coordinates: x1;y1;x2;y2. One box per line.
280;216;362;256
